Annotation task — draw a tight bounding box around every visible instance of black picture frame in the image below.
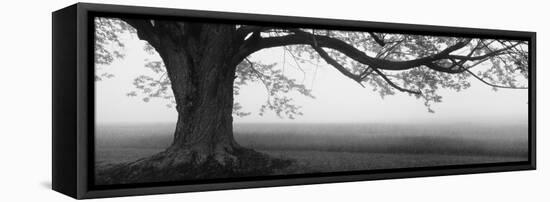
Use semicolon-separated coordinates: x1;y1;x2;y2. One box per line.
52;3;536;199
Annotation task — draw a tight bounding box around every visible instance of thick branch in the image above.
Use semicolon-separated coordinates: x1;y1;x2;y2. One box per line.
241;31;470;72
236;29;490;95
236;26;269;39
309;36;420;94
120;18;160;48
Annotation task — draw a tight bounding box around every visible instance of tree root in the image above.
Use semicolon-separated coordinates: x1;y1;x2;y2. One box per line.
95;147;296;185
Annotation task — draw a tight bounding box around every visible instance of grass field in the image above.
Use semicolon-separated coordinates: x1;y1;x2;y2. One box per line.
96;122;528;174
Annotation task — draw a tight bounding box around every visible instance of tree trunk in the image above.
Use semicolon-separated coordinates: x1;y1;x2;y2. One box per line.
160;24;241;164
96;23;294;185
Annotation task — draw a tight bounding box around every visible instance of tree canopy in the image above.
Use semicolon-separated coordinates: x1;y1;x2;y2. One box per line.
95;17;528;118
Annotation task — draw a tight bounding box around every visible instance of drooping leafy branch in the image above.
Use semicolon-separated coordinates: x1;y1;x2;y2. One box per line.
235;28;527;111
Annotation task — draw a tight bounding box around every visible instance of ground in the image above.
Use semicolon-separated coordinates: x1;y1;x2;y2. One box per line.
95;122;528;184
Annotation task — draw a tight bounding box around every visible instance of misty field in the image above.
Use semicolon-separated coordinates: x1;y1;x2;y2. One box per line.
95;123;528;174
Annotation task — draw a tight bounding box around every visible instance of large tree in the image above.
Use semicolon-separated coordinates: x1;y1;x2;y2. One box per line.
94;17;528;184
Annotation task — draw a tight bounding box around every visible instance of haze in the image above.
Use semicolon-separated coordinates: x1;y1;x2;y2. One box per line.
95;31;528;125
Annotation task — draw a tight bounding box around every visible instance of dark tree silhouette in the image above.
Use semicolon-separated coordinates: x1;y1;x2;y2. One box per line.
94;17;528;184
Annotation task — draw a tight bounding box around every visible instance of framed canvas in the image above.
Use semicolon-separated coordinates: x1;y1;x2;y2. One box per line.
52;3;536;199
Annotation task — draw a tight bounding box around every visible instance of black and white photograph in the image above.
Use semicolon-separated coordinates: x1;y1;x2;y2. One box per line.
4;0;550;201
93;16;530;185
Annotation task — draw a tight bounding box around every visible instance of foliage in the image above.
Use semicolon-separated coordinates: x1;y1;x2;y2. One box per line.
94;17;529;117
94;18;135;81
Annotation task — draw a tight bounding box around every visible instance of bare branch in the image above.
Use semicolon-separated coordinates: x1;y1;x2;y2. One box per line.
451;60;528;90
282;46;307;80
245;58;270;83
310;45;365;87
369;32;386;46
376;39;404;59
464;68;527;89
370;68;421;94
447;41;521;61
359;67;374;79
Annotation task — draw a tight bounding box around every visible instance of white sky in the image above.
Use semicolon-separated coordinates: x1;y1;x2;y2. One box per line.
95;29;528;125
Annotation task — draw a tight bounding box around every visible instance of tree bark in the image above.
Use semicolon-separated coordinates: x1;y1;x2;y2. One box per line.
158;24;241;164
153;24;244;164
